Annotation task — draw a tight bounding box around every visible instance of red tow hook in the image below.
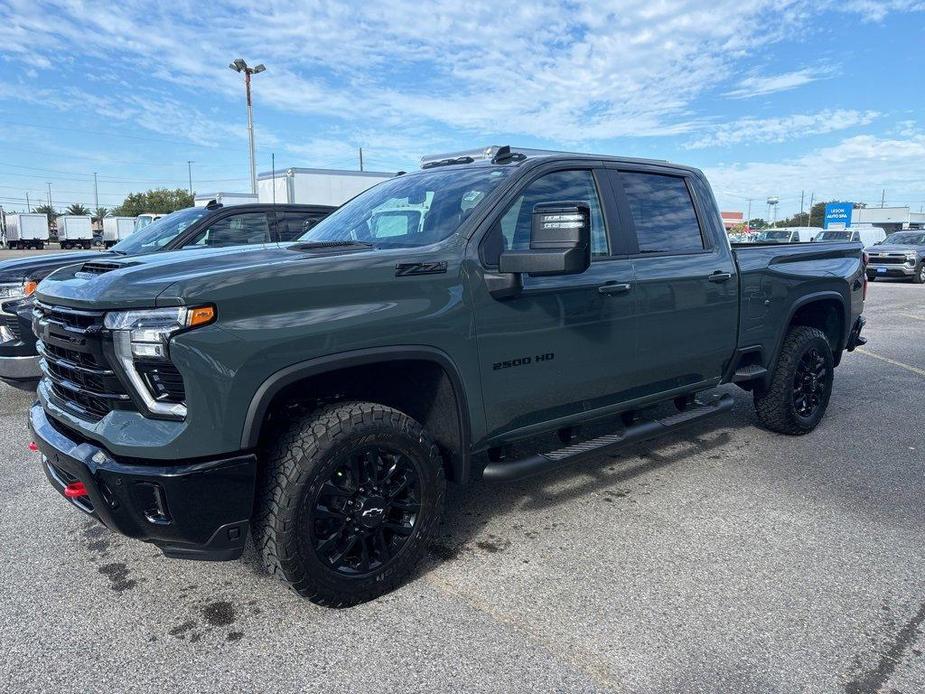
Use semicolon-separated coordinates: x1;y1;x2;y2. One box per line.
28;441;38;452
63;482;88;499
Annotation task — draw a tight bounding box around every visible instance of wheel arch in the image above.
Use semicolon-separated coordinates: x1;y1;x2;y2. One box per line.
775;291;848;367
241;346;472;484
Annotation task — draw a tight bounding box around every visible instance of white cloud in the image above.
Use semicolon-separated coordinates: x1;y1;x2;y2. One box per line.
705;130;925;216
723;67;833;99
686;109;879;149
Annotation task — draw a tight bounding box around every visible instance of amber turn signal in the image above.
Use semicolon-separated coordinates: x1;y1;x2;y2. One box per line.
187;305;216;328
23;280;38;296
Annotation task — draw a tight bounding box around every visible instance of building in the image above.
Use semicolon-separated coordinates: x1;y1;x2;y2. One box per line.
721;211;745;230
852;206;925;234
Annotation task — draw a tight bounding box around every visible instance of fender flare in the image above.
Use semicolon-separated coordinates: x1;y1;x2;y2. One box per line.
240;345;473;483
771;290;848;368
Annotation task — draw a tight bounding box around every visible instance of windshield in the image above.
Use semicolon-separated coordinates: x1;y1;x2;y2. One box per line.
883;232;925;245
299;166;513;247
817;231;852;241
111;207;209;255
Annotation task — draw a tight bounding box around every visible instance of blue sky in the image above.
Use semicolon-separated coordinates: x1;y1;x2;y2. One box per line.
1;0;923;219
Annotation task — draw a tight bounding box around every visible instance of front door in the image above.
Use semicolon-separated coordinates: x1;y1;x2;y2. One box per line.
471;166;636;441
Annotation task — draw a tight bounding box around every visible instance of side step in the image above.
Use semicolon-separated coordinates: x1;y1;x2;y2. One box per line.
732;364;768;382
481;394;734;482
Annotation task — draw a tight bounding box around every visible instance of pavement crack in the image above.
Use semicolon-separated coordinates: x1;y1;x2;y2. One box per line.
844;599;925;694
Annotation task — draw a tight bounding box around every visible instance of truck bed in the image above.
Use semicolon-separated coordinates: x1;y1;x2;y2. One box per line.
733;240;865;368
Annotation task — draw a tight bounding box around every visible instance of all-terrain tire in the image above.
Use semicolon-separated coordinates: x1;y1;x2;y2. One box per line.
754;326;834;435
252;400;445;607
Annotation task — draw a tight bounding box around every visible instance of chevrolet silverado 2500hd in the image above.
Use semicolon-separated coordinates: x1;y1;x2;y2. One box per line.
29;146;866;606
0;202;334;389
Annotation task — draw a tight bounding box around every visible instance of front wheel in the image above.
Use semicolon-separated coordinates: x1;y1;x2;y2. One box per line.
253;401;446;607
754;326;834;435
912;263;925;284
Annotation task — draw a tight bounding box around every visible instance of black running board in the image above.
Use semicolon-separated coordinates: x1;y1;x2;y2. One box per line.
480;394;734;482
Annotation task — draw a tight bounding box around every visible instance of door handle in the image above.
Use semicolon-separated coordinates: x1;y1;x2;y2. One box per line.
598;282;632;295
707;272;733;282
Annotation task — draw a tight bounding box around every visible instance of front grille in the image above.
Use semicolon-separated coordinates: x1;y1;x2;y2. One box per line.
33;302;133;421
870;256;909;265
0;313;22;341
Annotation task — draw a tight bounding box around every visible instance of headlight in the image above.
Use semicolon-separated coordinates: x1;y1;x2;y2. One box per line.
906;253;917;263
104;305;215;418
0;280;37;301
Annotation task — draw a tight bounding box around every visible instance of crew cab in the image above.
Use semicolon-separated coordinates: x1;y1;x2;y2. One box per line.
28;146;865;606
865;230;925;283
0;202;334;389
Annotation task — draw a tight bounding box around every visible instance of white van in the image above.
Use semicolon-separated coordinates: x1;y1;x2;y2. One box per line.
815;226;887;246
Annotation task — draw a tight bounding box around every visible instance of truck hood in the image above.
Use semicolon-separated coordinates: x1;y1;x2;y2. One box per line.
867;244;923;253
0;250;108;283
34;243;376;309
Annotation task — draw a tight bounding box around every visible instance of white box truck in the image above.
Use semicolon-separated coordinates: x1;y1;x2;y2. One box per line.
57;215;94;249
101;216;136;248
4;213;50;250
257;168;393;207
194;192;259;207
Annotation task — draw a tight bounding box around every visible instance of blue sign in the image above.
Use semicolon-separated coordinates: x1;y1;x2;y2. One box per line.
824;202;853;230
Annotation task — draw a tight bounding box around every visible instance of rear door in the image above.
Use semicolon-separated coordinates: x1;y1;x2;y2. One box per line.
472;164;636;440
610;166;738;396
179;209;274;249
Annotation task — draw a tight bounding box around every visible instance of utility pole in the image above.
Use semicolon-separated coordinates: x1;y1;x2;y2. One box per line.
228;58;266;195
187;161;194;196
271;152;276;205
880;189;886;208
25;193;30;211
807;193;814;227
46;182;52;209
799;190;804;225
359;147;364;172
93;172;99;212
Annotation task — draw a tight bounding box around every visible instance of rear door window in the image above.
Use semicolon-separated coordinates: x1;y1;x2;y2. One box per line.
619;172;705;254
276;211;328;242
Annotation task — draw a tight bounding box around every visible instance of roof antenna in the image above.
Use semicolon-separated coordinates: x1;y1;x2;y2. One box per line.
491;145;526;165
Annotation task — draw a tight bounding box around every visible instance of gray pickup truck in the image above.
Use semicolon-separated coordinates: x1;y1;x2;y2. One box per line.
865;230;925;283
28;146;866;606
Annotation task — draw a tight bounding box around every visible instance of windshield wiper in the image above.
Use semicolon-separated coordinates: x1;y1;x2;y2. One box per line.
110;249;128;255
290;240;375;251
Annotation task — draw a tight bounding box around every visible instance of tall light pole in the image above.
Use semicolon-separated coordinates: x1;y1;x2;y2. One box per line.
93;172;99;213
46;182;52;209
187;160;194;196
228;58;266;195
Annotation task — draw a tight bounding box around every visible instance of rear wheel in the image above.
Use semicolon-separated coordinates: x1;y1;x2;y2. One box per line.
253;401;445;607
754;326;834;435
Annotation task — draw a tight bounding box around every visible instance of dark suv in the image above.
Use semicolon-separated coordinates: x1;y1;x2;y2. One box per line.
0;202;335;389
865;230;925;283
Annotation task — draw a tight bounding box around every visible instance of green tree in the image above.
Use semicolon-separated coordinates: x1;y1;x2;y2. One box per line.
112;188;194;217
31;204;57;219
65;203;91;216
93;207;110;221
748;218;768;230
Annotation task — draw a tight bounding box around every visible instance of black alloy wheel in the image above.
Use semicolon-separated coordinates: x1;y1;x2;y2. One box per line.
308;446;420;576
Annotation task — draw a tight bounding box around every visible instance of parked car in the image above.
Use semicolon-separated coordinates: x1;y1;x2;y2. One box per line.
0;203;335;390
753;227;822;243
865;230;925;283
815;226;886;247
28;146;865;606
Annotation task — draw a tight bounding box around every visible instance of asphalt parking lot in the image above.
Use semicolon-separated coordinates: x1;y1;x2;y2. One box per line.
0;281;922;693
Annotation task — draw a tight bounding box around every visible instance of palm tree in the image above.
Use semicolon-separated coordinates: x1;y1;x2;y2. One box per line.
93;207;110;221
32;204;57;219
65;203;91;216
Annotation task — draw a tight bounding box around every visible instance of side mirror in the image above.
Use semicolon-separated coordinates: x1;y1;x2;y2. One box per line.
499;202;591;277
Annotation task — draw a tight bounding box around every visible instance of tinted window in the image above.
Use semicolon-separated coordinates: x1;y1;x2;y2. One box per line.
110;207;209;255
482;169;608;266
184;212;271;248
276;212;328;241
620;173;704;254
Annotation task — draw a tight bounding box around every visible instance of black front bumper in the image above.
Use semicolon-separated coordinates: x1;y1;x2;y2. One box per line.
29;404;257;561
